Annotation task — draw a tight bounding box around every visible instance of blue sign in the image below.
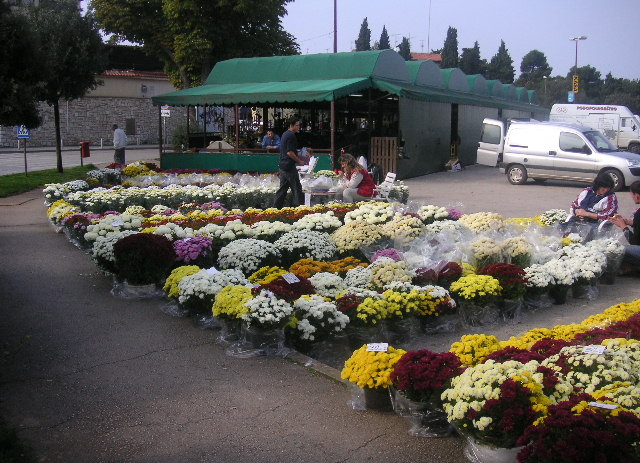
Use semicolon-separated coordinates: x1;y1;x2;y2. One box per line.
17;125;31;139
567;91;575;103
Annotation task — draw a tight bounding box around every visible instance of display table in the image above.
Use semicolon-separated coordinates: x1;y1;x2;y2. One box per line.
161;152;332;173
303;190;339;206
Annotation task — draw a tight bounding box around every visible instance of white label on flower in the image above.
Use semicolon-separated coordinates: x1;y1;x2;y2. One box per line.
111;221;124;226
206;267;219;275
366;343;389;352
282;273;300;284
582;345;606;355
589;402;617;410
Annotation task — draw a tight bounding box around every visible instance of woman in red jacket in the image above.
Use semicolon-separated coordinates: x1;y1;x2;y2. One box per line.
339;153;377;203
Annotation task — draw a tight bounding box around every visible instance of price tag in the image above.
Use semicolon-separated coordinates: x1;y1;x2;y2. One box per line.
582;345;606;355
281;273;300;284
111;221;124;227
589;402;617;410
366;343;389;352
206;267;219;275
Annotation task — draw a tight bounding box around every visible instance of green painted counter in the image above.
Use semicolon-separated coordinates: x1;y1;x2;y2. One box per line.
160;152;332;173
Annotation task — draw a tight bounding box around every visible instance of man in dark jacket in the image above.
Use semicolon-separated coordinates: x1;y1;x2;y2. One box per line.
273;118;306;208
610;180;640;273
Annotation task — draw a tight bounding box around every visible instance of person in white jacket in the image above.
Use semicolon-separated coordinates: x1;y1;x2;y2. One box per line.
112;124;127;164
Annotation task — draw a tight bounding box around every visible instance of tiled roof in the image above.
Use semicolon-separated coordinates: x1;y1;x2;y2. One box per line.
410;53;442;62
101;70;169;79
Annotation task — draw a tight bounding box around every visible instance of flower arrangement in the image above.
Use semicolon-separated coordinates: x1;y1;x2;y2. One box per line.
558;243;607;284
523;264;552;293
517;393;640;463
331;221;385;255
436;262;463;288
163;265;201;298
501;236;532;268
217;238;281;276
84;213;144;242
242;289;294;330
289;295;350;343
542;258;575;287
416;205;450;225
458;212;505;233
441;360;566;448
112;233;176;285
369;260;414;290
253;274;315;302
412;267;438;286
344;203;394;225
173;236;218;267
371;248;403;262
248;220;293;242
308;272;346;298
90;231;137;273
341;344;407;389
343;266;373;289
248;266;288;285
380;214;424;245
292;211;342;233
212;285;253;320
289;257;366;278
537;208;569;226
61;212;101;247
469;237;503;268
424;219;467;235
391;350;465;403
478;263;528;300
46;200;80;227
177;269;246;315
273;230;337;267
450;334;502;366
449;274;502;306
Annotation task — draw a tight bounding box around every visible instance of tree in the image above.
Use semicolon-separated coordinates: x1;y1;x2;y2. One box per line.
569;65;602;102
90;0;299;89
0;3;43;128
378;25;390;50
459;41;483;75
440;26;458;68
355;17;371;51
487;40;515;84
398;37;411;60
29;0;107;173
517;49;552;87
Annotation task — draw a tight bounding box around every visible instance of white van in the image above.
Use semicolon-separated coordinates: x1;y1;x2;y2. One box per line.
550;104;640;153
476;118;640;190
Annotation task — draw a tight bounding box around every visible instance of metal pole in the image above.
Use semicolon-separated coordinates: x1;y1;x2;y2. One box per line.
158;105;163;158
330;0;337;168
235;104;239;154
23;140;28;176
203;104;207;148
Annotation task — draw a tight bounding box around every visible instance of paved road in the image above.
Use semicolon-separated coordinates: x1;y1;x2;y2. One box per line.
1;163;639;462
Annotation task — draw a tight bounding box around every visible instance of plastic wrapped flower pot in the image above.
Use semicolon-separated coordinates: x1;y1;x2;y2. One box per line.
113;233;176;286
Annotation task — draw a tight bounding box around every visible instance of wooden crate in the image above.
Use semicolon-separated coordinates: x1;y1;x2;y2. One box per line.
369;137;398;178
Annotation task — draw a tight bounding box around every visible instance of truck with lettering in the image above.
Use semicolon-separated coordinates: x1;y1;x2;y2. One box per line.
550;104;640;153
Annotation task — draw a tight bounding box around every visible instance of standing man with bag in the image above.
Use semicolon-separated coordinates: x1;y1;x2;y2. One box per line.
112;124;127;164
273;118;305;208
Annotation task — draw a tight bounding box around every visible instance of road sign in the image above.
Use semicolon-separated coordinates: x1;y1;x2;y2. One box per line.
572;75;580;93
568;91;575;103
161;109;171;117
17;125;31;139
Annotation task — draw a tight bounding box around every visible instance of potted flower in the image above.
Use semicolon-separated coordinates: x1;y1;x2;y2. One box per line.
517;393;640;463
173;236;219;268
212;285;253;345
541;258;575;304
478;263;527;322
273;230;337;267
469;237;503;268
112;233;176;295
449;274;502;328
523;264;553;310
441;360;569;460
390;350;465;436
341;344;407;411
501;236;532;268
217;238;281;276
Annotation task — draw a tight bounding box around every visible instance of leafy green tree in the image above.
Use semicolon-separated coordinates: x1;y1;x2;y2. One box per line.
355;17;371;51
90;0;299;89
459;41;483;75
516;49;552;87
569;65;602;102
0;3;43;128
378;25;390;50
29;0;107;173
440;26;458;68
487;40;515;83
398;37;411;60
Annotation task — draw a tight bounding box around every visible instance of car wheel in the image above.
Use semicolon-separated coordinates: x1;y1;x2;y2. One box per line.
506;165;528;185
601;168;624;191
628;143;640;154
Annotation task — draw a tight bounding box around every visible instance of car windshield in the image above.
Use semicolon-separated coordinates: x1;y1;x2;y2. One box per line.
584;130;618;152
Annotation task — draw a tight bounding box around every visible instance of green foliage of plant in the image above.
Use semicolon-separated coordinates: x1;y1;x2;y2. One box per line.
440;26;459;68
355;17;371;52
0;165;97;198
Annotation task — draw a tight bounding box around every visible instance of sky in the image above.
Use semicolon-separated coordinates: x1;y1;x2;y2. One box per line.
281;0;640;80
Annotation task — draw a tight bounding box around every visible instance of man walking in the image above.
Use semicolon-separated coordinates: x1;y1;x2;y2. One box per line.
273;118;305;208
112;124;127;164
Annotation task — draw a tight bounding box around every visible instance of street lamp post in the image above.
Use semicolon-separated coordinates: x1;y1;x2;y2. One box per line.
570;36;587;95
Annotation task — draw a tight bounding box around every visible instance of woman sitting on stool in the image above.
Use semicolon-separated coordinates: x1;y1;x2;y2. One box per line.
339;153;377;203
561;173;618;239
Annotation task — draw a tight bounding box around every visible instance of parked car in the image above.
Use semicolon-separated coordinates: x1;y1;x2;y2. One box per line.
476;118;640;191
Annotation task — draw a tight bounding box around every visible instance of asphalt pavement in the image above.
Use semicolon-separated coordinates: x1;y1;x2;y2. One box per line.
1;158;639;462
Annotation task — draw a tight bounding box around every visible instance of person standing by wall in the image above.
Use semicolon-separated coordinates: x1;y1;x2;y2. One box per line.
261;129;281;152
273;118;305;208
112;124;127;164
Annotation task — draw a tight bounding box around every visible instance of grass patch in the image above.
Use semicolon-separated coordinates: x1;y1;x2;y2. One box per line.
0;164;97;198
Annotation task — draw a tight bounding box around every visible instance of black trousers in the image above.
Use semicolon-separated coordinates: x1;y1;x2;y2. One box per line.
273;168;304;209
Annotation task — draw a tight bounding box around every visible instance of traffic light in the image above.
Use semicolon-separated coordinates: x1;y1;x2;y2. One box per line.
572;75;580;94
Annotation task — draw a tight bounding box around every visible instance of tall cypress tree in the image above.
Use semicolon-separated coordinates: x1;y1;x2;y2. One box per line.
459;41;482;75
398;37;411;60
378;25;391;50
487;40;515;83
355;17;371;51
440;26;458;68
